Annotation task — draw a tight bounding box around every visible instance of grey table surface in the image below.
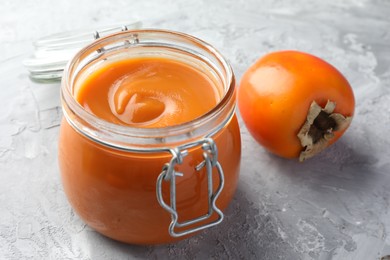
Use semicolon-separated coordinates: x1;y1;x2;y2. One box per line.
1;0;390;259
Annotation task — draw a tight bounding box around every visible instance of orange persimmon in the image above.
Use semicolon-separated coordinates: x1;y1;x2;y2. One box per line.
238;50;355;161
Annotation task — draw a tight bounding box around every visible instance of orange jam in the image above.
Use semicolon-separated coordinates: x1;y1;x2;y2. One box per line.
76;57;221;127
58;30;241;245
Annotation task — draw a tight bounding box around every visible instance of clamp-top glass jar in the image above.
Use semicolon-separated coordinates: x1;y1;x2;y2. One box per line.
59;29;241;244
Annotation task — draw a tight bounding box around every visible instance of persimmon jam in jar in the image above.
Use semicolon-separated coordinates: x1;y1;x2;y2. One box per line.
59;30;241;244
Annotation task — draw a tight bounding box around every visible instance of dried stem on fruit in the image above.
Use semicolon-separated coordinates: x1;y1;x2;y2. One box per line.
297;100;352;162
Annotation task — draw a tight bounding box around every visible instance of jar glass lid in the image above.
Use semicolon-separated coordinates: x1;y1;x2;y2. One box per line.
23;21;142;82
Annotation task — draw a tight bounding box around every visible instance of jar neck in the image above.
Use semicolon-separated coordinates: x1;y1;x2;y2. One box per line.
61;29;236;151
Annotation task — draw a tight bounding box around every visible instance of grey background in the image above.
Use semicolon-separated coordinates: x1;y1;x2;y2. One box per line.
1;0;390;259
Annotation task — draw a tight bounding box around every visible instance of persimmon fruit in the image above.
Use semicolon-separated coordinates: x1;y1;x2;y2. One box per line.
237;50;355;161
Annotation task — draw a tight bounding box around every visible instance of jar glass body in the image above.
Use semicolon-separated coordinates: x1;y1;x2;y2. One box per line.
58;30;241;244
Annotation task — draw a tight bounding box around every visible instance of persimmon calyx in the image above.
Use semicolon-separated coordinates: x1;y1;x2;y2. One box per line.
297;100;352;162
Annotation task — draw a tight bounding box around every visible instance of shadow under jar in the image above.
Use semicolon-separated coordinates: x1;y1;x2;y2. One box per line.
58;29;241;244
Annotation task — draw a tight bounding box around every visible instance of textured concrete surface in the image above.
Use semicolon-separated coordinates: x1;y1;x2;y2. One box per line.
1;0;390;259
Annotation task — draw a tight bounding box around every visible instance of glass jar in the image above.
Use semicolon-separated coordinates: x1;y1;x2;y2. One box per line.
58;29;241;244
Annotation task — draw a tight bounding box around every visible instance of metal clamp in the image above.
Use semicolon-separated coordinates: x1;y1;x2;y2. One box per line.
156;138;225;237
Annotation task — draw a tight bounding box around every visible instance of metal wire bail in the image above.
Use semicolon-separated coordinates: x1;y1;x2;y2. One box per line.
156;138;225;237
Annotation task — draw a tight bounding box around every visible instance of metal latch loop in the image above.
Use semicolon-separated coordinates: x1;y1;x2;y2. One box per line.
156;138;225;237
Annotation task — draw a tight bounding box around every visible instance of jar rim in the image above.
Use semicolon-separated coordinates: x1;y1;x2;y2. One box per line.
61;29;236;149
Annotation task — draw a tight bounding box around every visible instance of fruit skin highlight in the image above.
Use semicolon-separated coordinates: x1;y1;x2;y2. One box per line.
237;50;355;161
